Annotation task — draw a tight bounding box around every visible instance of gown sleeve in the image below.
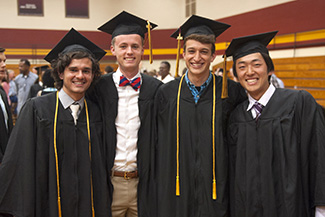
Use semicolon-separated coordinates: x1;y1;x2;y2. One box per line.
0;100;37;217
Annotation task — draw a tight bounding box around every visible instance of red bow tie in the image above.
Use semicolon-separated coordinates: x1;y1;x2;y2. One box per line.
119;76;141;91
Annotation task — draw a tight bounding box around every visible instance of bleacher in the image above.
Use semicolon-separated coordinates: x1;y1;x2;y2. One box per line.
273;56;325;106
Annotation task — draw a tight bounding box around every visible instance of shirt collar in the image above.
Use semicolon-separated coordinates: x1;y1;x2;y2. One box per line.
58;89;84;110
247;83;276;111
23;71;33;78
185;71;212;90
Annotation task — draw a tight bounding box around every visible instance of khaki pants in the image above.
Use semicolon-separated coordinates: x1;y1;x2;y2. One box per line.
111;176;138;217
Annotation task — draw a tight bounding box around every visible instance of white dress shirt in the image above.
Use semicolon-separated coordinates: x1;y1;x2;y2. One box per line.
158;74;174;84
247;84;276;118
112;68;141;172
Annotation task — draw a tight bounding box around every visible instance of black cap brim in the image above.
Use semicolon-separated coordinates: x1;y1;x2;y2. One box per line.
44;28;106;63
225;31;278;60
35;65;49;71
98;11;157;39
170;15;230;39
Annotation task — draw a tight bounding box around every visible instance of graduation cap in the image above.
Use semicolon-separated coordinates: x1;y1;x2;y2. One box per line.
35;65;49;72
170;15;230;39
34;65;50;79
98;11;157;63
170;15;230;78
225;30;278;61
44;28;106;63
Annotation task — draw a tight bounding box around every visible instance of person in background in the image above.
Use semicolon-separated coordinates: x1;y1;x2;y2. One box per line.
7;69;17;122
90;11;161;217
226;31;325;217
28;65;49;98
0;28;110;217
0;69;9;97
104;65;114;74
157;61;174;83
14;58;38;114
37;68;57;96
270;72;285;88
214;67;224;77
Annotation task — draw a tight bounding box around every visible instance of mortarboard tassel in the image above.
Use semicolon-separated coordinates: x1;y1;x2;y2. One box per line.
213;179;217;200
146;21;153;64
176;75;185;196
176;176;180;196
221;55;228;99
175;32;183;78
212;74;217;200
58;197;62;217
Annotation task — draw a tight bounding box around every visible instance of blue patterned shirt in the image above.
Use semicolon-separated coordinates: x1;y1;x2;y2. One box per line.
185;72;212;104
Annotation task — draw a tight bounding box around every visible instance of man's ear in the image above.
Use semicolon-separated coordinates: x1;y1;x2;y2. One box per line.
58;72;64;80
211;51;217;62
110;44;115;56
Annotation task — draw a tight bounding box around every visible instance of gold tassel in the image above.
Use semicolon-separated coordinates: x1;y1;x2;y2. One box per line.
176;75;185;197
176;176;180;196
221;55;228;99
58;197;62;217
212;74;217;200
146;21;153;64
175;32;183;78
212;179;217;200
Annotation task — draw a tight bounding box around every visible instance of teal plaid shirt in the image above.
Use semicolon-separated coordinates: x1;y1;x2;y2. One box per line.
185;72;212;104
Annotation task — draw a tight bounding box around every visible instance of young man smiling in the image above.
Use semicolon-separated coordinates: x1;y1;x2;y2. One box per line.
0;28;110;217
91;11;161;217
226;31;325;217
154;15;246;217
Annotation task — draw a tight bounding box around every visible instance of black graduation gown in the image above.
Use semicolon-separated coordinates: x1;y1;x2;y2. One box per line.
90;72;162;217
28;83;42;99
155;75;247;217
0;92;110;217
0;88;13;162
227;88;325;217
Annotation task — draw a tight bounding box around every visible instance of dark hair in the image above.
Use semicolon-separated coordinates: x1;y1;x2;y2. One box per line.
42;69;55;88
0;47;5;53
104;65;114;73
1;70;9;83
161;61;171;70
232;52;274;81
20;58;31;67
183;34;216;55
50;50;101;90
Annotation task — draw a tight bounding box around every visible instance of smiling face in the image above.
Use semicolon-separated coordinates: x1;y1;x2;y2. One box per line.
111;34;144;76
235;52;271;100
183;39;216;80
59;58;94;101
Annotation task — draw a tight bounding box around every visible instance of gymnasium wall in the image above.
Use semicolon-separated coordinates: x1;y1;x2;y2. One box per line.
1;0;324;73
